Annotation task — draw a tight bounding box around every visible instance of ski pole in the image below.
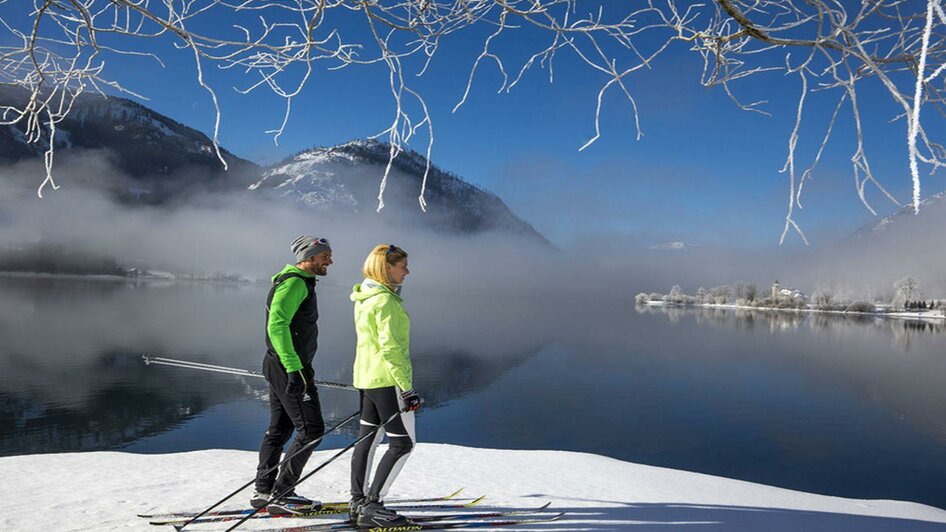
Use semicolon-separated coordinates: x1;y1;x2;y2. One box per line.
175;410;361;531
142;355;357;391
221;405;417;532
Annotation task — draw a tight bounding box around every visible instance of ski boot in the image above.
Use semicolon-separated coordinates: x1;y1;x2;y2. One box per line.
250;490;271;510
348;496;365;525
267;490;321;515
356;498;415;528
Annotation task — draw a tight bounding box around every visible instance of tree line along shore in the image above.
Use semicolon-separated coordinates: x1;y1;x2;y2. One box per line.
637;278;945;319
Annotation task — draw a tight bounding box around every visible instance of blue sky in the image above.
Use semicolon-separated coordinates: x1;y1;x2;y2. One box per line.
6;3;930;249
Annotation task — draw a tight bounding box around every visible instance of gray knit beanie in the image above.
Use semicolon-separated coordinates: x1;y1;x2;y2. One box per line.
291;235;332;262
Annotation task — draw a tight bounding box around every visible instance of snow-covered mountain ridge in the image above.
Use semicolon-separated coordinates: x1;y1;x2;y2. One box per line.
252;139;548;242
849;190;946;240
1;89;545;241
0;87;259;202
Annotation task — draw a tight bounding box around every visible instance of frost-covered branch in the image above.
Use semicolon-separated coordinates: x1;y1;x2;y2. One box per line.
4;0;946;239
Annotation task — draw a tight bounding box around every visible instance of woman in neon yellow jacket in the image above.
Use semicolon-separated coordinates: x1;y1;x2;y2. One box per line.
348;244;422;529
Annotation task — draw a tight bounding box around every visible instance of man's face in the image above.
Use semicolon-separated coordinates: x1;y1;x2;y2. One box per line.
304;250;333;276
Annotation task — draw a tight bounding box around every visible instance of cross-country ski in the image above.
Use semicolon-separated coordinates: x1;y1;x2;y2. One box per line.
250;503;555;532
140;488;467;521
149;496;486;526
269;512;564;532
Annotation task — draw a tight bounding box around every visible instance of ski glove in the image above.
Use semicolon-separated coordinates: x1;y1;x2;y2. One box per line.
286;370;307;397
400;389;422;412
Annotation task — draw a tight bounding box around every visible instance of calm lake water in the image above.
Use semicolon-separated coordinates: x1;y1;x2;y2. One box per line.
2;276;945;509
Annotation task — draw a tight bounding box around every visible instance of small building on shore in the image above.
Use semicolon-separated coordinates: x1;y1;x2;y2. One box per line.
772;280;807;302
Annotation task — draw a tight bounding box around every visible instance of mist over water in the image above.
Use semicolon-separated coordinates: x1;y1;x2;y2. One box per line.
0;152;810;297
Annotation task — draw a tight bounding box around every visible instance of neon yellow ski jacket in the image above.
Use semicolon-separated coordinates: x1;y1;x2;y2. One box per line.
350;279;413;391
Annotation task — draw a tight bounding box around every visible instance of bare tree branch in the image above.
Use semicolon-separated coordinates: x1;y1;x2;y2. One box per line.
3;0;946;242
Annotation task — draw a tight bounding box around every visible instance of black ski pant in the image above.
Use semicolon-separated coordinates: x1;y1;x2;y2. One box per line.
256;355;325;495
350;386;415;502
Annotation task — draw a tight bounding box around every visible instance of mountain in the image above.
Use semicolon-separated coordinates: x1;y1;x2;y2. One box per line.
0;86;260;203
0;87;546;242
796;189;946;294
848;190;946;240
250;140;548;242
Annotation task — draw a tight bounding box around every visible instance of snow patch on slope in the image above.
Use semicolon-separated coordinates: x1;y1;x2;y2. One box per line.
251;148;359;208
852;190;946;239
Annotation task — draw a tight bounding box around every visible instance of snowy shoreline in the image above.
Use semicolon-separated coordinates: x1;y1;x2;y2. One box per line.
646;301;946;321
2;444;945;531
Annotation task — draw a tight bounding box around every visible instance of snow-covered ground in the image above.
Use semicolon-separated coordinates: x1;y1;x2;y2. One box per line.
2;443;944;531
885;310;946;320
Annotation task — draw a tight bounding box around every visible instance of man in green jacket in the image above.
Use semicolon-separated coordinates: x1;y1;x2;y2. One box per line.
252;235;333;514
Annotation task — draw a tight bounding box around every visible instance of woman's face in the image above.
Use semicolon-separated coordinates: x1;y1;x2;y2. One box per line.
388;258;410;285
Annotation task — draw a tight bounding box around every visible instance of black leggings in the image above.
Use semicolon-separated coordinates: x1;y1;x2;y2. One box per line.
350;387;416;501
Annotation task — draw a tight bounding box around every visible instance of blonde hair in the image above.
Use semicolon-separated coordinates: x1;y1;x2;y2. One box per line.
363;244;408;286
